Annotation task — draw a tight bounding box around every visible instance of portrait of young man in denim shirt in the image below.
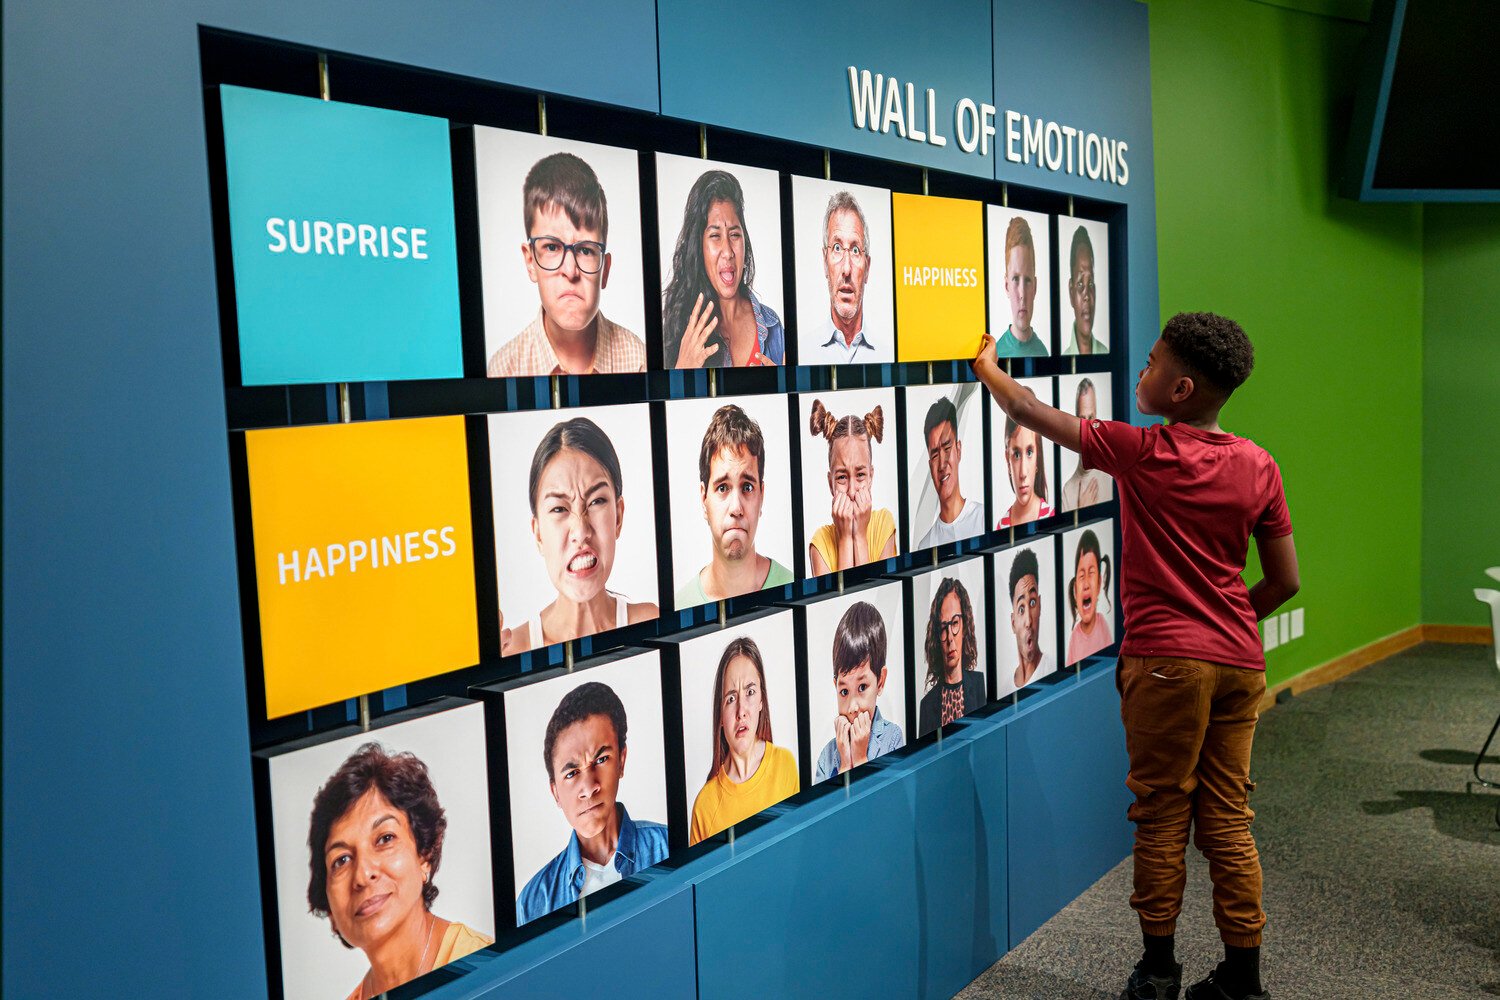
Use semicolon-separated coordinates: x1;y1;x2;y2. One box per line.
516;681;669;924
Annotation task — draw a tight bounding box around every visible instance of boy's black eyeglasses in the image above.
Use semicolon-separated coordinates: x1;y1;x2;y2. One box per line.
528;236;606;274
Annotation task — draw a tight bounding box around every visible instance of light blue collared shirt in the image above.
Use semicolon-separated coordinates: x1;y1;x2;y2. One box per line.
515;802;669;925
809;319;879;366
813;706;905;783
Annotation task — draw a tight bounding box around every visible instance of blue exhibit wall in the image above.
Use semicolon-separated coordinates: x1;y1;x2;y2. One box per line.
2;3;1144;997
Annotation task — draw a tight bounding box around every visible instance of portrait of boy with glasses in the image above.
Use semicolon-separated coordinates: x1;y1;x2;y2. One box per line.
486;151;647;377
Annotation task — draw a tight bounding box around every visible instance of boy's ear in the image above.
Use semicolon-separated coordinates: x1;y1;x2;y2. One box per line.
599;251;612;289
875;666;888;694
521;241;540;285
1171;374;1195;403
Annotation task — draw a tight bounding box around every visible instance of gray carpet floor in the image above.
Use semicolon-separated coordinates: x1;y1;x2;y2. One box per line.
956;642;1500;999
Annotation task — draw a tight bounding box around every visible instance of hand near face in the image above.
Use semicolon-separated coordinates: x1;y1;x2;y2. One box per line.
848;709;872;767
674;293;721;368
852;484;873;531
1079;474;1100;508
499;607;512;652
831;490;859;540
834;713;854;773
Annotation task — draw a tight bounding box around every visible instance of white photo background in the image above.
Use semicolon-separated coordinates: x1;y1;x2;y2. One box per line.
992;535;1060;699
488;403;659;648
1057;215;1111;356
1056;372;1115;512
474;128;647;366
676;611;800;805
655;152;785;367
1061;520;1117;667
797;386;901;579
803;580;908;782
267;703;494;1000
503;650;669;912
663;394;794;610
986;205;1053;355
988;377;1058;529
910;556;990;736
789;175;895;365
901;382;987;552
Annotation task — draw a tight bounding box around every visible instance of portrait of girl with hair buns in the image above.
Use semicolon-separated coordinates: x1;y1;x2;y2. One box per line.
805;397;899;575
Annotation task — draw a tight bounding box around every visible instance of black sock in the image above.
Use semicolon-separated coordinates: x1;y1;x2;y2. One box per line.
1142;931;1176;976
1218;945;1262;996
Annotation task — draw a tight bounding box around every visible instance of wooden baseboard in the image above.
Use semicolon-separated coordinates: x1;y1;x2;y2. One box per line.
1259;623;1494;711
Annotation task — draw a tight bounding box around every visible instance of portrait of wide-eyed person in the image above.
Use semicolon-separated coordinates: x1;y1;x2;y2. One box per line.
790;175;895;366
655;153;786;369
664;394;795;610
260;700;495;1000
990;536;1060;699
989;377;1058;529
1063;521;1117;667
800;580;908;784
473;128;648;377
1058;216;1111;357
910;557;990;739
1056;373;1115;511
901;383;988;552
797;387;901;578
498;649;670;925
985;206;1053;358
487;403;660;655
662;610;800;844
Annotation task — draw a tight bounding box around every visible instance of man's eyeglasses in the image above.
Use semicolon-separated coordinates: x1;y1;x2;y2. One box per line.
529;236;606;274
939;614;965;638
824;241;867;264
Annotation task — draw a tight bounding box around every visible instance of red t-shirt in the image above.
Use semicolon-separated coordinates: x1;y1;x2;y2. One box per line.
1080;418;1292;670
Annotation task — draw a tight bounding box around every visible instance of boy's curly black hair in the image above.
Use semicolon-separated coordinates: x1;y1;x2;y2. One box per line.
1160;312;1254;396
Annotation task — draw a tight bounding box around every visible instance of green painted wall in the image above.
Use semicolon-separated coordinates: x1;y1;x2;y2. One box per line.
1422;204;1500;627
1149;0;1425;688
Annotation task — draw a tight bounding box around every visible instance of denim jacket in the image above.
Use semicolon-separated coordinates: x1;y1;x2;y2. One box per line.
515;802;669;924
748;288;785;365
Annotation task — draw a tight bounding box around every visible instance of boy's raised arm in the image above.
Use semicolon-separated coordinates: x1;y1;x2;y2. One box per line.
970;335;1083;453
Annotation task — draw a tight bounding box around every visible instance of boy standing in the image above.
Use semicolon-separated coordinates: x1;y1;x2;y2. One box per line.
973;312;1299;1000
487;152;647;377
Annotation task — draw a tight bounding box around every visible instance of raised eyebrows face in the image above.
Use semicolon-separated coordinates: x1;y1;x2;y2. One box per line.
925;420;961;503
702;445;763;562
835;656;886;719
548;712;626;841
1010;572;1041;663
1005;243;1037;335
322;787;428;954
523;203;609;334
1074;551;1101;628
532;448;622;606
1070;246;1096;337
1005;427;1040;507
719;653;764;760
938;589;966;673
823;208;871;325
828;433;873;499
702;199;745;300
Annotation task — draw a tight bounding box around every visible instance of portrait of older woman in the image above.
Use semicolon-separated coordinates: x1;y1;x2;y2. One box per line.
689;635;800;845
916;576;986;737
660;164;785;368
306;742;492;1000
499;414;659;655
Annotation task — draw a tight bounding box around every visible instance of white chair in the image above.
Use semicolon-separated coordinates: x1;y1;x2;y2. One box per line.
1473;588;1500;792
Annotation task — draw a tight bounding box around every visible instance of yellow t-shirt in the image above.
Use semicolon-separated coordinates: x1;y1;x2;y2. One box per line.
689;741;800;845
809;507;898;572
344;921;495;1000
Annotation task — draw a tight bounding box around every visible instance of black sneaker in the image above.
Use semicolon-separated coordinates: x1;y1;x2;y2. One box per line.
1121;959;1182;999
1184;969;1269;1000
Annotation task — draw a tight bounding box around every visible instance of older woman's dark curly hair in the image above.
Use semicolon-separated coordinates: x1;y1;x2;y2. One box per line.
306;742;447;947
923;576;977;691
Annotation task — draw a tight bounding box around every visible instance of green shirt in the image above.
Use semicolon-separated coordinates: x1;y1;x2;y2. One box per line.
674;557;793;609
996;324;1049;357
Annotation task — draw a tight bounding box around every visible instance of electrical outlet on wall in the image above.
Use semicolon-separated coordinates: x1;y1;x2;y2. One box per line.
1279;612;1289;644
1264;618;1279;651
1290;608;1304;639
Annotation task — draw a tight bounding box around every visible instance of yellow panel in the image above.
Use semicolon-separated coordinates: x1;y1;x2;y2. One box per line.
893;193;987;363
246;416;479;717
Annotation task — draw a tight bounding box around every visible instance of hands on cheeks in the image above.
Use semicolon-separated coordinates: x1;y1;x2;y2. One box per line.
674;293;721;368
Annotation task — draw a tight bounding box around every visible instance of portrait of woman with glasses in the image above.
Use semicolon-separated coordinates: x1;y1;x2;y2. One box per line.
660;165;786;368
916;574;986;737
479;140;648;377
